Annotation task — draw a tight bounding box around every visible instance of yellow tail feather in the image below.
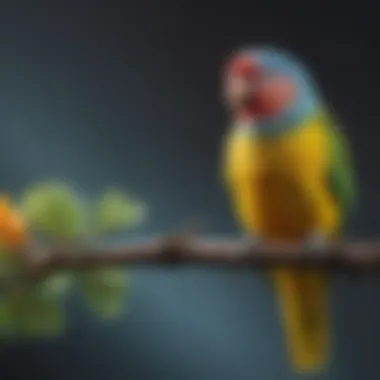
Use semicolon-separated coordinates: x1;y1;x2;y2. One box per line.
273;269;330;373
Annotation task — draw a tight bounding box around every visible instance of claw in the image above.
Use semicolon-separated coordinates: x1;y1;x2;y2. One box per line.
303;231;327;254
243;234;262;248
242;234;273;285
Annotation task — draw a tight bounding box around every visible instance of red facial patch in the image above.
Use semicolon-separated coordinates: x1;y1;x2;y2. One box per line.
251;76;297;117
225;55;259;79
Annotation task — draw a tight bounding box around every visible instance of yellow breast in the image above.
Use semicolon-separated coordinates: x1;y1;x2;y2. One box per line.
223;117;340;242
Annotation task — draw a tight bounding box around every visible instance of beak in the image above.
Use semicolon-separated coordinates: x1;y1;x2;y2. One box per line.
224;75;259;110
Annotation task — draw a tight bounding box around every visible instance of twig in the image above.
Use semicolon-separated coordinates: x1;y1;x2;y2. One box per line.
18;235;380;280
2;234;380;294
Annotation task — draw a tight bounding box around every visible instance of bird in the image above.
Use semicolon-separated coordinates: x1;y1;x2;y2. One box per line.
220;46;357;373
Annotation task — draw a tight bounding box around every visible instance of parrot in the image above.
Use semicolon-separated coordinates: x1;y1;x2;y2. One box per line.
220;46;357;373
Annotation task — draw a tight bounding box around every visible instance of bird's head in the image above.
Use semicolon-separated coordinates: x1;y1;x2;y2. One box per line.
222;46;318;123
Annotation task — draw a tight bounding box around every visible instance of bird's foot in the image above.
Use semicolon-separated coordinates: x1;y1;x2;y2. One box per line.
242;234;263;248
242;234;271;283
303;231;328;254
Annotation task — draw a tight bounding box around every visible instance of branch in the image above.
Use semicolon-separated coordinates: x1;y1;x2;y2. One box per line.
2;235;380;294
19;235;380;281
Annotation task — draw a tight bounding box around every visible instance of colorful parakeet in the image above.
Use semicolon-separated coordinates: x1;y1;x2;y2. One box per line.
221;46;356;373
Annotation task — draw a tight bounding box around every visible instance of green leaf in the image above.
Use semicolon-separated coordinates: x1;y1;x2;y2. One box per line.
0;250;24;292
0;298;14;336
0;251;22;277
36;273;74;298
78;268;128;319
96;188;147;233
19;180;86;240
10;289;65;337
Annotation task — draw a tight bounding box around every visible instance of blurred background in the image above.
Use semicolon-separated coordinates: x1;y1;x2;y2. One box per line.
0;0;379;379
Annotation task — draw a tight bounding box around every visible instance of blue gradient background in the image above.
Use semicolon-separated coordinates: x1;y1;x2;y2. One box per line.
0;1;379;379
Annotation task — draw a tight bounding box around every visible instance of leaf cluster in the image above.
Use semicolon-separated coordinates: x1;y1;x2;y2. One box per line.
0;180;146;338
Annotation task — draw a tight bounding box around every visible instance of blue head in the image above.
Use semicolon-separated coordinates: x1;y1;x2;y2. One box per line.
223;46;321;136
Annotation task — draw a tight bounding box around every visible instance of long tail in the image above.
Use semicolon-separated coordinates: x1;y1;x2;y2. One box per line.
273;268;330;373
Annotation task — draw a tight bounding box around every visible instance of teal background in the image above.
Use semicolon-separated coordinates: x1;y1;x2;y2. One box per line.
0;1;379;379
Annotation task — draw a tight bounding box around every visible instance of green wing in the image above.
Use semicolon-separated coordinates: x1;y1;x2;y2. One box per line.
321;110;357;224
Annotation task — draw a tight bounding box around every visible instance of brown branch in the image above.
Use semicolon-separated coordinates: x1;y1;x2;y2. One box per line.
2;234;380;294
20;235;380;280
